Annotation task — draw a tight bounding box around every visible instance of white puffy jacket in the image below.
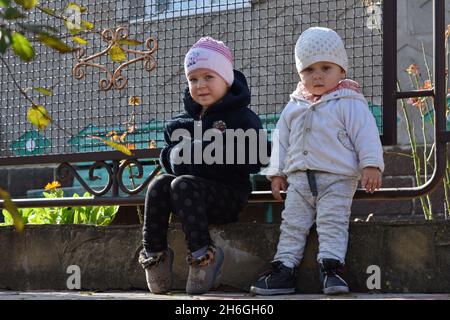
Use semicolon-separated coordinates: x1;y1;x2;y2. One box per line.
266;87;384;180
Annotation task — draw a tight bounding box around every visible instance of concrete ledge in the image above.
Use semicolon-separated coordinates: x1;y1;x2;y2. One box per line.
1;221;450;293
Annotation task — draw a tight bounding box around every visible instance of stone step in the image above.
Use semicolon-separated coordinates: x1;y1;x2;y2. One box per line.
1;291;449;300
1;221;450;293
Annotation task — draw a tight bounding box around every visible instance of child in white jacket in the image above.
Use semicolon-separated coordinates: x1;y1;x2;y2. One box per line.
250;27;384;295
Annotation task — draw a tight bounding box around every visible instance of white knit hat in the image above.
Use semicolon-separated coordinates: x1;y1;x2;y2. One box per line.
295;27;348;73
184;37;234;86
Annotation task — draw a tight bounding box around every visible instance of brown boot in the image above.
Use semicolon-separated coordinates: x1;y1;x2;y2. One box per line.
139;247;174;294
185;245;224;295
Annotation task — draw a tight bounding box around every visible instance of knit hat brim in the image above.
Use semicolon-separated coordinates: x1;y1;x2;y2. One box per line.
185;47;234;86
295;53;348;73
294;27;349;74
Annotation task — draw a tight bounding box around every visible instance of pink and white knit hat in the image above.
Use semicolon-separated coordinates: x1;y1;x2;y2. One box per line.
184;36;234;86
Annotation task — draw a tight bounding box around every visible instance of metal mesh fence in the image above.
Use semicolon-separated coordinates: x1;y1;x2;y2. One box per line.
0;0;383;162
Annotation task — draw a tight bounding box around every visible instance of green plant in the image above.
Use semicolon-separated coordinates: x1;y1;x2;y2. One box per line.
0;187;119;226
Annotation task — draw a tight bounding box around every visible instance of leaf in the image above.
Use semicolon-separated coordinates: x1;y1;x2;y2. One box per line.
72;209;78;224
0;188;24;232
37;34;74;53
42;191;54;198
128;96;140;106
0;28;12;54
81;20;94;30
60;208;74;224
27;104;51;130
118;39;143;46
32;86;53;96
20;207;33;224
13;0;38;10
109;44;126;62
40;6;55;15
90;207;100;224
0;0;11;8
2;7;26;19
99;218;111;226
11;32;34;61
103;140;133;156
71;36;87;45
1;210;14;225
64;19;82;35
28;208;49;224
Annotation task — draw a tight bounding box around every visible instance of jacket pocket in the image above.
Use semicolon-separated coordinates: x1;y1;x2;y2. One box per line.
337;130;355;151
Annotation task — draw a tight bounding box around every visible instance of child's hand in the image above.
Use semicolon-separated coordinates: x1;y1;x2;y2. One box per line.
271;176;288;201
361;167;382;193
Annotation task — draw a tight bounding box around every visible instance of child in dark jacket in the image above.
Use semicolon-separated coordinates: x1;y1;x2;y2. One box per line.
139;36;263;295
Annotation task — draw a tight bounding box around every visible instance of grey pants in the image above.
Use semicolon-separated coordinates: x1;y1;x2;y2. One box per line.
274;171;358;268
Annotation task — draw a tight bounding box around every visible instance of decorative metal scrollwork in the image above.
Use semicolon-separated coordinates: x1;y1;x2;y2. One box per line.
118;160;161;195
72;26;158;91
57;160;162;197
57;161;114;196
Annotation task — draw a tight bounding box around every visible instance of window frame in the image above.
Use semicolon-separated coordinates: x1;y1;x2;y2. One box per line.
140;0;252;22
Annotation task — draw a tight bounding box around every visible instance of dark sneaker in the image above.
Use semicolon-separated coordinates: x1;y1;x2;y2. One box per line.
249;261;296;295
319;258;349;295
138;247;174;294
185;245;224;295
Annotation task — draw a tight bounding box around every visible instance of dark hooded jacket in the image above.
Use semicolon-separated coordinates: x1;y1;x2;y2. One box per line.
160;70;263;194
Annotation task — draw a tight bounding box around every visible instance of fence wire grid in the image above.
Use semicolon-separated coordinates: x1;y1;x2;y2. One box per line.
0;0;383;162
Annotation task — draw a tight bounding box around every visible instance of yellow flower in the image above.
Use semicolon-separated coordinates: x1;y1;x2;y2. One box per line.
45;181;61;190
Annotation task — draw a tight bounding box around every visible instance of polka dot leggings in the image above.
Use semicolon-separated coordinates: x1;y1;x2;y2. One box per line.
142;174;247;253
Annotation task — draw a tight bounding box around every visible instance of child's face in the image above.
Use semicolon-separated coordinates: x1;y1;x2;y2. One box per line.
188;69;229;109
299;61;345;96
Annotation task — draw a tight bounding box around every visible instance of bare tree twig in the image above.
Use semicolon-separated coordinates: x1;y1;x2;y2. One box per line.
0;55;37;106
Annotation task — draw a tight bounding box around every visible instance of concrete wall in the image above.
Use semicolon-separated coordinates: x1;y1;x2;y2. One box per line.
1;221;450;293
